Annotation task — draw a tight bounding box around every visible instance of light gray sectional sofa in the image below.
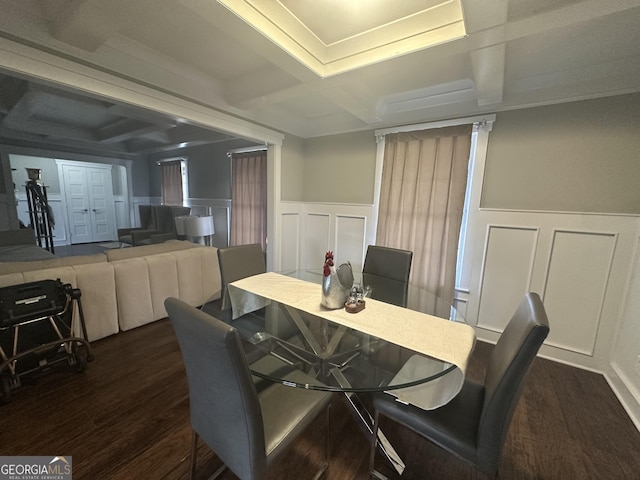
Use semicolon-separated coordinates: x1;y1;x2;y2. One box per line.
0;240;221;342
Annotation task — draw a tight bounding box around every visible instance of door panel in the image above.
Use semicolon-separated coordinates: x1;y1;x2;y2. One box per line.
63;165;92;244
87;167;115;242
62;163;116;244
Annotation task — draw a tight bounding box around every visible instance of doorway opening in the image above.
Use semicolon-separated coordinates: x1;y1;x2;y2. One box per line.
9;154;129;246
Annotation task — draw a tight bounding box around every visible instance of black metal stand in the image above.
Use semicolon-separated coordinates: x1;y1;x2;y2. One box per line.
25;180;55;254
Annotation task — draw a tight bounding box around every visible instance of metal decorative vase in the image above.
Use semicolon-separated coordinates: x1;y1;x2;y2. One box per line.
321;251;354;309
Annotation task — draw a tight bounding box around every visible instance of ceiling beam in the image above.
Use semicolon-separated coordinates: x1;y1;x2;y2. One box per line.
50;0;120;52
471;43;506;106
0;125;133;157
505;0;640;41
97;118;173;144
0;75;28;113
1;89;98;141
319;86;382;124
461;0;509;34
377;80;477;116
165;124;235;144
1;89;38;125
50;0;155;52
106;103;180;126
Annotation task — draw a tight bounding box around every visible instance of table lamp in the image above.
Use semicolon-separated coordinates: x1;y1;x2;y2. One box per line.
185;215;215;246
174;215;190;240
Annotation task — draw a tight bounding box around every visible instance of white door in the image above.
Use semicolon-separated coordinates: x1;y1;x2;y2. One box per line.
63;165;92;244
62;163;116;244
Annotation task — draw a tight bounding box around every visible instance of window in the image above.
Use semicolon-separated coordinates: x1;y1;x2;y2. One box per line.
229;149;267;250
158;157;188;206
373;116;494;296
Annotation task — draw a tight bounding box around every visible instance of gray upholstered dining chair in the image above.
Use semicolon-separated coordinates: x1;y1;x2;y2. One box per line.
165;297;332;480
369;292;550;478
217;243;266;310
362;245;413;307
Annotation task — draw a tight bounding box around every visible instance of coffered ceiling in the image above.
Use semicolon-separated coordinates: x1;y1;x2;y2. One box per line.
0;73;244;158
0;0;639;156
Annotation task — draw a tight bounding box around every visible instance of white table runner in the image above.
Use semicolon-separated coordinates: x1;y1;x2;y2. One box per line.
229;272;476;409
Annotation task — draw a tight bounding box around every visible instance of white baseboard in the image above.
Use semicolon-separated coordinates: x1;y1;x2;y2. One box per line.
606;364;640;432
475;331;640;433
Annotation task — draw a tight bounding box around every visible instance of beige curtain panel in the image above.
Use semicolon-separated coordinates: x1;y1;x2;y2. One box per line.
230;151;267;250
160;160;183;206
377;124;472;314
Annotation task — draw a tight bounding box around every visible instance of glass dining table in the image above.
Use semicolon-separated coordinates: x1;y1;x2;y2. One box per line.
218;269;476;476
228;270;466;391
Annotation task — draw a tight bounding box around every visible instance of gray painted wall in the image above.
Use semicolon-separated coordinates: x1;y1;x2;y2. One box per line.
147;139;258;199
482;93;640;214
10;154;63;194
9;152;137;196
281;133;305;202
294;93;640;215
300;130;377;204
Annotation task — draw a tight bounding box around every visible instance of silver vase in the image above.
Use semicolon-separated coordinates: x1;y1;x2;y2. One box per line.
321;262;354;309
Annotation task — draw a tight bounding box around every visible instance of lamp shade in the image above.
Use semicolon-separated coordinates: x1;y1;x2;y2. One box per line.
174;215;191;236
185;215;215;237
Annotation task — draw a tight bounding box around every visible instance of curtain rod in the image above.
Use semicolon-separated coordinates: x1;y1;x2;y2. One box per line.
227;145;267;158
156;157;186;166
374;114;496;137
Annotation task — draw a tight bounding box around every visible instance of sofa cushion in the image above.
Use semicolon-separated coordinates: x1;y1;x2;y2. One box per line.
0;253;108;274
0;273;26;288
0;241;222;338
22;266;77;286
172;247;221;307
73;263;119;341
147;253;180;321
18;264;119;342
112;258;155;331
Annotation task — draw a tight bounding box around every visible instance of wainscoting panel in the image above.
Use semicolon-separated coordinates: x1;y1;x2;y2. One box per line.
477;225;539;332
278;202;376;273
608;233;640;431
280;213;301;271
452;297;468;322
463;209;638;374
304;213;332;270
275;202;640;427
542;229;617;357
335;215;367;273
113;195;129;230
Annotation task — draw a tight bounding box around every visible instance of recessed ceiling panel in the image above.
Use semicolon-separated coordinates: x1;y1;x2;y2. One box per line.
280;0;446;45
217;0;466;77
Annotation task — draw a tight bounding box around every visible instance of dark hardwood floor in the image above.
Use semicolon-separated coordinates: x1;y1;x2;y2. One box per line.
1;319;639;480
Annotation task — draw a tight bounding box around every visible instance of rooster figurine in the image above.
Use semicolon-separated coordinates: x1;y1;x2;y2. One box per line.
321;251;354;309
